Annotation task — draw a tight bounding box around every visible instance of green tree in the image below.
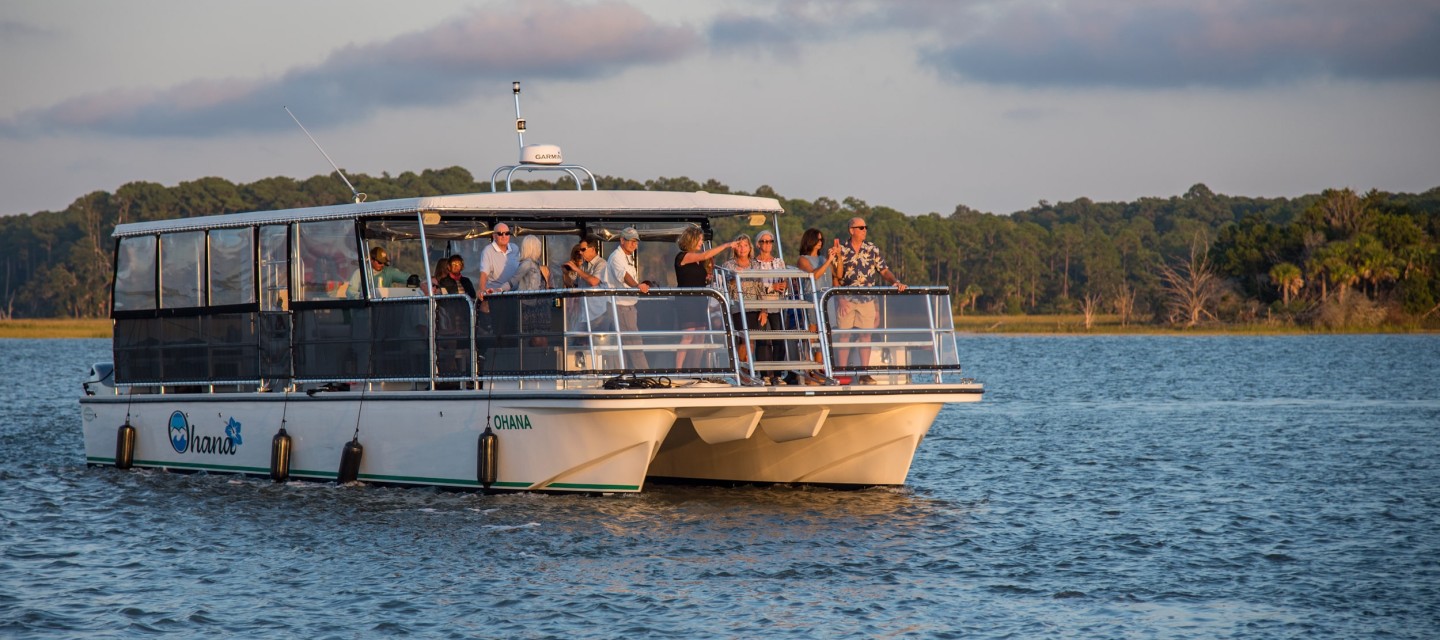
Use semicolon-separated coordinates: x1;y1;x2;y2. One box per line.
1269;262;1303;305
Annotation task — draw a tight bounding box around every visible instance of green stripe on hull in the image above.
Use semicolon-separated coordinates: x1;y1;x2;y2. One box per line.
88;457;640;491
88;456;268;474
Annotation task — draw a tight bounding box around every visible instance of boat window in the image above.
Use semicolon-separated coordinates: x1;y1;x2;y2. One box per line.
209;227;255;306
160;231;204;308
359;219;437;298
113;236;157;311
259;225;290;311
296;220;359;301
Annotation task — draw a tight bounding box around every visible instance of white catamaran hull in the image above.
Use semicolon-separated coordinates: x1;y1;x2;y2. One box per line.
81;384;980;491
82;394;677;492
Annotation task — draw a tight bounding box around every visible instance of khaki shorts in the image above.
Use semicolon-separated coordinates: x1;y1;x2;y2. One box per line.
835;298;877;330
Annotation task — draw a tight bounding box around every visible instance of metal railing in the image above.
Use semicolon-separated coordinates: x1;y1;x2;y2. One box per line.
714;266;830;383
818;286;963;382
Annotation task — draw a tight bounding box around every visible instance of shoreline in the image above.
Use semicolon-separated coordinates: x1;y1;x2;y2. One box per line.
951;314;1437;335
3;316;1434;339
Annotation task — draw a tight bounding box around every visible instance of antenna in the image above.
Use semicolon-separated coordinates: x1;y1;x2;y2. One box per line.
283;106;366;204
512;81;526;151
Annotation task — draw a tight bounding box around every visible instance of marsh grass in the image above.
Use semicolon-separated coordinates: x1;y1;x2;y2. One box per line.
0;319;111;339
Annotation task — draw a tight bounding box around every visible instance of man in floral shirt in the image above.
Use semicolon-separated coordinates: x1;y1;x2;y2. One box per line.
835;217;906;384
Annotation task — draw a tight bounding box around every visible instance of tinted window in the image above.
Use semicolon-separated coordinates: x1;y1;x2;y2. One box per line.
113;236;157;311
296;220;359;301
209;228;255;306
160;231;204;308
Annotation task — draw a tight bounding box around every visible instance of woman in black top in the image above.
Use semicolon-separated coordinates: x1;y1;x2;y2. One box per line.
673;227;736;370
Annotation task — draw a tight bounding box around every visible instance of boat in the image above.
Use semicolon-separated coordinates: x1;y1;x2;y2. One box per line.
79;86;983;492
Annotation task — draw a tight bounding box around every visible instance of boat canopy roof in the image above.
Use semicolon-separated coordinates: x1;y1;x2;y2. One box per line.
112;190;784;238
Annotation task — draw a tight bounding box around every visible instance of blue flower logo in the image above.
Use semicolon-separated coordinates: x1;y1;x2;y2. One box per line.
224;417;243;446
168;411;188;453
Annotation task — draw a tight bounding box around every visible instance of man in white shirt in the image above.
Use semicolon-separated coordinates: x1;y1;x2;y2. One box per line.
603;227;650;369
564;235;611;329
476;223;520;345
479;223;519;294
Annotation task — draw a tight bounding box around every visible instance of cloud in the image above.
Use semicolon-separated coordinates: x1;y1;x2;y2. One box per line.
706;1;864;57
0;20;56;39
1;0;699;138
921;0;1440;88
700;0;1440;88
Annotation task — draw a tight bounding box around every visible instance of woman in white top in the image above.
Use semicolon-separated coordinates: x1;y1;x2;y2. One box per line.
751;229;791;383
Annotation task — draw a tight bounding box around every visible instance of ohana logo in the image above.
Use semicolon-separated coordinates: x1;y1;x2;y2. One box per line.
493;414;533;430
168;411;243;455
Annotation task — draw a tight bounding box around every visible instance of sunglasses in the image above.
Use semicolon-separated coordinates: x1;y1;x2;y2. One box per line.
757;239;774;244
851;226;867;230
494;231;511;236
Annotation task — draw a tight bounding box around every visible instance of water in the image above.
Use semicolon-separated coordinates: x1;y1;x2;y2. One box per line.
2;336;1438;638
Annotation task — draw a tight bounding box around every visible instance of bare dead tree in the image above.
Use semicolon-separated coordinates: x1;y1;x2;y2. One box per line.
1080;291;1102;330
1156;234;1220;328
1111;282;1136;327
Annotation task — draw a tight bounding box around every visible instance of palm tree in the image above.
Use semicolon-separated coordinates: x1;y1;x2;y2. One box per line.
959;284;983;315
1269;262;1304;305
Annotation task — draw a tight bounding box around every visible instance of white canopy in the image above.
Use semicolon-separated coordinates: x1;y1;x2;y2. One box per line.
113;190;784;238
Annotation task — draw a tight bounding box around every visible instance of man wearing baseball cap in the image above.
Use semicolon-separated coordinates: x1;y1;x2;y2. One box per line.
603;227;650;369
341;246;416;298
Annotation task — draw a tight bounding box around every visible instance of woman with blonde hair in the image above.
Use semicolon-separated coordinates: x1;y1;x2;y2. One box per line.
719;233;778;382
512;235;552;344
672;227;736;370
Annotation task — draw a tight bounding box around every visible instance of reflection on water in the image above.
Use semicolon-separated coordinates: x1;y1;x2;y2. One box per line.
2;336;1439;638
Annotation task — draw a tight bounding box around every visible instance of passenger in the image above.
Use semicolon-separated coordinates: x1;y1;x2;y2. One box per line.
562;236;604;288
752;229;789;384
563;236;609;332
431;257;452;291
795;228;843;385
479;223;519;295
434;254;477;297
429;256;473;349
602;227;650;369
796;227;841;290
477;223;520;342
673;227;737;370
719;233;774;381
834;217;906;385
513;235;553;344
341;246;415;298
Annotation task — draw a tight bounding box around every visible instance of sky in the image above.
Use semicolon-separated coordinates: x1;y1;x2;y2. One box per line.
2;0;1438;218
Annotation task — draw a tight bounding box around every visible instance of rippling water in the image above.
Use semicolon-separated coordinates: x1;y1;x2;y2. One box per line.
2;336;1438;638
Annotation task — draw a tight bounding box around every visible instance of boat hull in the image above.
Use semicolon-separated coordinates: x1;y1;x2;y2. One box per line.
651;402;944;486
80;384;981;491
81;393;676;492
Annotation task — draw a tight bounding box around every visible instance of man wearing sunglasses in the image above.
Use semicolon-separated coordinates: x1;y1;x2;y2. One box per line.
834;217;905;384
479;223;519;295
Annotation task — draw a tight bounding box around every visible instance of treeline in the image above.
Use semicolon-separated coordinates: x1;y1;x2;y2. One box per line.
2;167;1438;328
